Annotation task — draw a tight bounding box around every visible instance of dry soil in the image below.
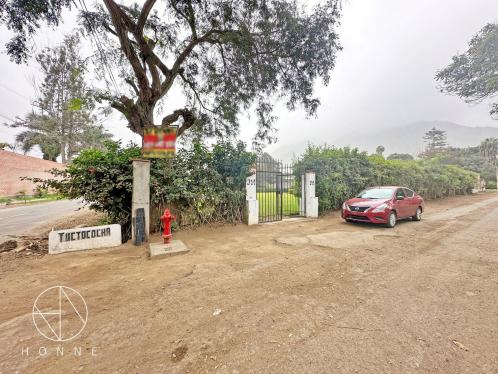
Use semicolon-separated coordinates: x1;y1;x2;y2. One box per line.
1;192;497;373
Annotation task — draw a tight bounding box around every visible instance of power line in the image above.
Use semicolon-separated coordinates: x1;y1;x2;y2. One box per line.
0;83;32;102
0;113;16;123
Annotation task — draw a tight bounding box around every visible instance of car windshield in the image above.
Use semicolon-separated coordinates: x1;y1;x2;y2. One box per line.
356;188;394;199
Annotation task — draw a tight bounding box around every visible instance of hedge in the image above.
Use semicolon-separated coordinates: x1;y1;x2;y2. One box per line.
294;145;478;213
36;142;478;238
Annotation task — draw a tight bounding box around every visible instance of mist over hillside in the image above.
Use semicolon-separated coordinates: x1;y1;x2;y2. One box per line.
271;121;498;161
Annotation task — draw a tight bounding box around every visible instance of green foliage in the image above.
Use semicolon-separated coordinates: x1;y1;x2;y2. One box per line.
0;197;12;204
437;146;495;182
0;0;71;63
436;23;498;118
387;153;414;161
10;34;112;162
35;141;255;239
294;145;372;212
295;145;478;213
487;181;497;190
480;138;498;166
421;127;448;158
33;187;49;198
2;0;343;147
150;141;256;230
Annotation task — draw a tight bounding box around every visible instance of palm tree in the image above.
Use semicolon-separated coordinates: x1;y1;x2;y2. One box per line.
480;138;498;188
14;112;61;161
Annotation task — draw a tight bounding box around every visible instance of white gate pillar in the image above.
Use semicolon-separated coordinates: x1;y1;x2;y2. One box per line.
305;172;318;218
245;173;258;225
132;159;150;242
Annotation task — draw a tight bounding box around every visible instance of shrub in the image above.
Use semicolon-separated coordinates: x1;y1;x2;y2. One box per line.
150;141;256;231
294;145;372;212
487;180;497;190
295;145;478;213
35;141;255;240
0;197;11;204
33;186;49;198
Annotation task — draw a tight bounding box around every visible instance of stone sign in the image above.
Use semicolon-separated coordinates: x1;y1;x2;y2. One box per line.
49;224;122;254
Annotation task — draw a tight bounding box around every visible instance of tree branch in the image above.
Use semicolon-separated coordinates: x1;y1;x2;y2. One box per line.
161;108;196;137
179;71;215;114
124;78;139;95
102;0;150;95
137;0;157;32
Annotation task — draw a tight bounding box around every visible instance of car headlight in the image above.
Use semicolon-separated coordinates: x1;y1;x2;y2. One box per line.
342;202;349;211
371;203;388;213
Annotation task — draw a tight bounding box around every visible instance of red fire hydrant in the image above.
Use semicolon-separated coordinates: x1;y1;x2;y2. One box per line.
161;209;176;244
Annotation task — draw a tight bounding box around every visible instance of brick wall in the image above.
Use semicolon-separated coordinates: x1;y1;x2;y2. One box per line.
0;150;66;196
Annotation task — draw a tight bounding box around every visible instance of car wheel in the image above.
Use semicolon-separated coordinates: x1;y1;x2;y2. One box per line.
385;211;396;228
412;207;422;221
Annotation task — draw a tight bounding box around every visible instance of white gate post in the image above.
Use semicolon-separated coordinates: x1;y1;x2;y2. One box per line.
305;172;318;218
132;159;150;242
246;173;258;225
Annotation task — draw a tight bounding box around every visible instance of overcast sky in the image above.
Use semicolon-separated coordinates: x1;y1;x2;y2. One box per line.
0;0;497;158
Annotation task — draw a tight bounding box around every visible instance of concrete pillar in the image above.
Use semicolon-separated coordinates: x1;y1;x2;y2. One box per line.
246;173;258;225
132;159;150;243
300;173;306;214
305;172;318;218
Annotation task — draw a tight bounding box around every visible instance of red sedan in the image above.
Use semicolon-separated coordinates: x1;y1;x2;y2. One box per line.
341;186;424;228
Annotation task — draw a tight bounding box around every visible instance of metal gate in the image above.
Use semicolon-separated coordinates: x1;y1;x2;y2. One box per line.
256;156;305;223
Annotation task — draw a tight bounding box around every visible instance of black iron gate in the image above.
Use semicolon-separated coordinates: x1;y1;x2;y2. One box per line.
256;156;305;223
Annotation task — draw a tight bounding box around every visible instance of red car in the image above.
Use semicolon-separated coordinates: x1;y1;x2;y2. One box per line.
341;186;424;228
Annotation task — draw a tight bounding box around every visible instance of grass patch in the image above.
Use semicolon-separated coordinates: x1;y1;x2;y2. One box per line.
257;192;301;218
0;194;62;205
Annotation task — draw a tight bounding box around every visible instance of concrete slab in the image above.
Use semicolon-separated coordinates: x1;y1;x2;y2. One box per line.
149;240;190;260
276;230;399;250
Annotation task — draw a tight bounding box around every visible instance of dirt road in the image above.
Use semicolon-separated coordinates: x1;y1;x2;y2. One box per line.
1;193;497;373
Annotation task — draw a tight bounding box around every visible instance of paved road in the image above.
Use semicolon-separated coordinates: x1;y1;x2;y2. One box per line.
0;200;83;240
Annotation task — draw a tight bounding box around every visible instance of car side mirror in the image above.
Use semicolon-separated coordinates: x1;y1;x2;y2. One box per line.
396;196;404;200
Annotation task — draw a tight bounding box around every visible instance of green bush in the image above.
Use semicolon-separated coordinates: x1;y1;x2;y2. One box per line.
33;186;49;198
294;145;478;213
486;180;497;190
293;146;373;212
150;141;256;231
0;197;11;204
35;141;255;240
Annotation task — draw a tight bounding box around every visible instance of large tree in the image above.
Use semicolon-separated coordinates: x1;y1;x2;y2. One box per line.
480;137;498;187
1;0;342;146
421;127;448;158
10;34;112;162
436;23;498;119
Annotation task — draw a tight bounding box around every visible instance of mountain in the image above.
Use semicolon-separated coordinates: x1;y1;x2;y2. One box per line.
271;121;498;160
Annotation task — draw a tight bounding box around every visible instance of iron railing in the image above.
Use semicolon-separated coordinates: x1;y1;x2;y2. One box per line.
256;157;305;223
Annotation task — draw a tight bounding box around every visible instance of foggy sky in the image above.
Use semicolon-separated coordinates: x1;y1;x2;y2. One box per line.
0;0;497;158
